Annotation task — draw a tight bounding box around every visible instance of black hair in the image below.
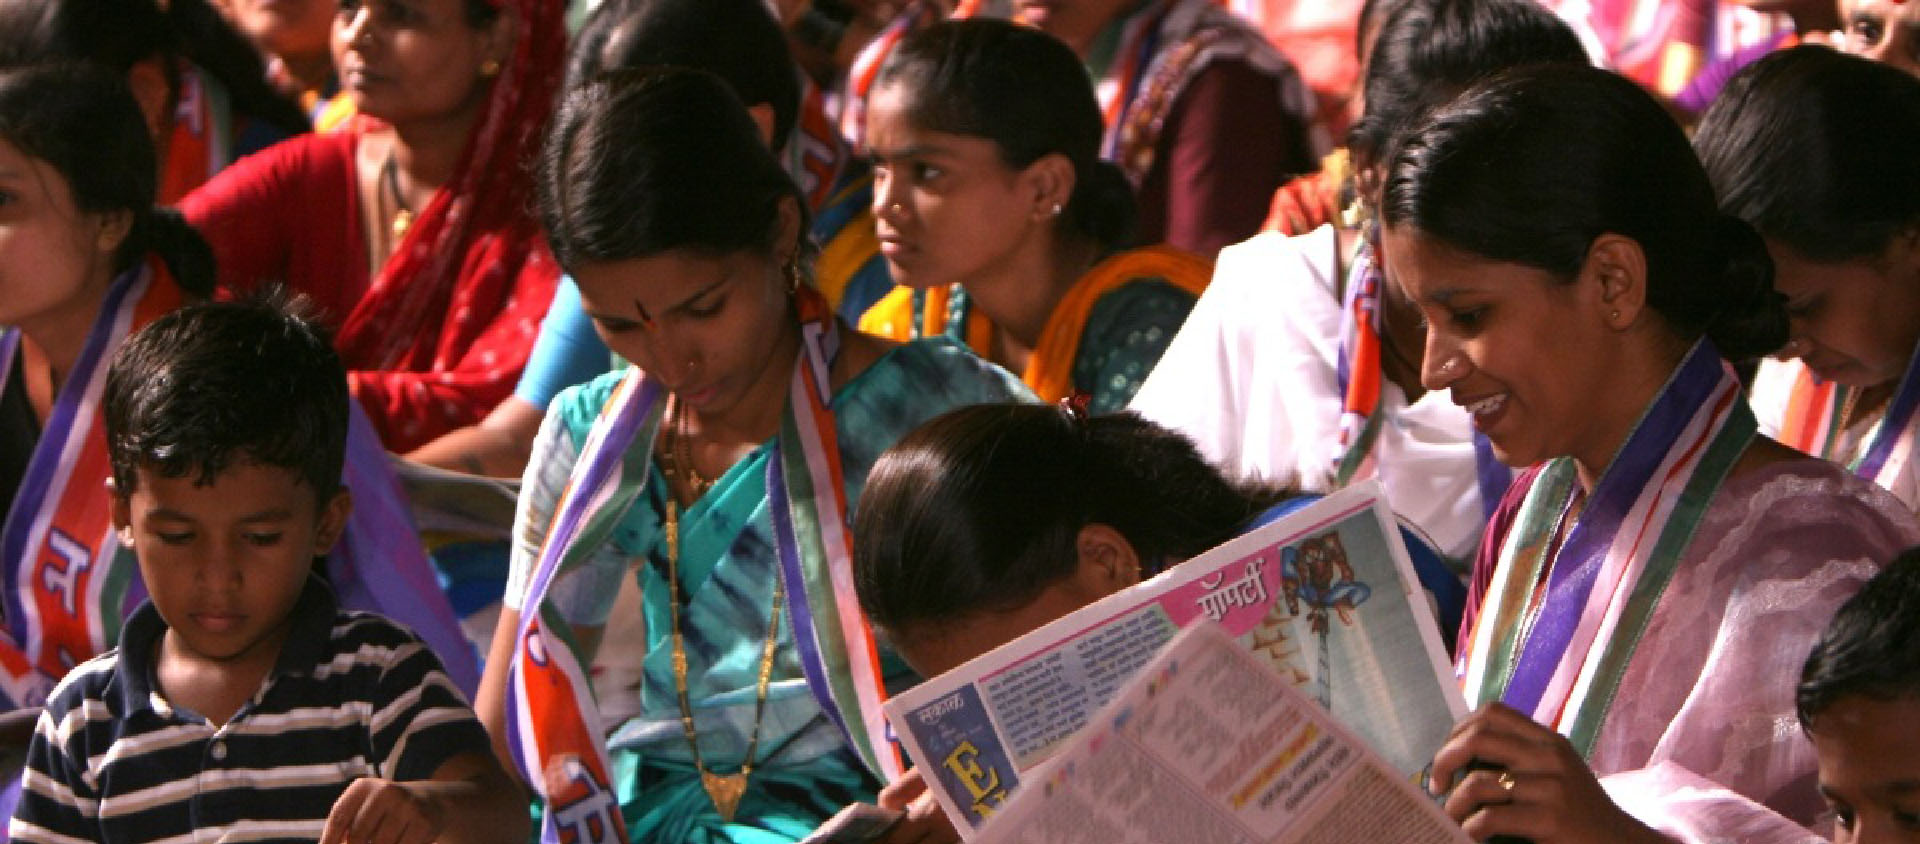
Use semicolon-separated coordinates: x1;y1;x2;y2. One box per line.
540;67;806;271
1798;546;1920;727
0;0;310;140
875;18;1135;251
1696;46;1920;264
853;404;1293;634
567;0;799;150
1347;0;1587;169
105;290;348;503
0;64;212;296
1354;0;1413;62
1380;63;1787;361
464;0;502;28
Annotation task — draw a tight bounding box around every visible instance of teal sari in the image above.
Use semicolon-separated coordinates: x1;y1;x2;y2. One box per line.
511;337;1029;842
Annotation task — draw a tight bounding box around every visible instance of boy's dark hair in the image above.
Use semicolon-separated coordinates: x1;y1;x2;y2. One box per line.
105;291;348;503
1798;546;1920;727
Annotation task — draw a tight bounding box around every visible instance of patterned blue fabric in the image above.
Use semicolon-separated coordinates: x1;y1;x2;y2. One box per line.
516;337;1031;842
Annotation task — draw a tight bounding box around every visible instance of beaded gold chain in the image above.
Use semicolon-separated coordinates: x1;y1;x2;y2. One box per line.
663;396;781;823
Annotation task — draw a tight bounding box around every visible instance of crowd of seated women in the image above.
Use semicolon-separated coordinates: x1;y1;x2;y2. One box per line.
2;0;1920;841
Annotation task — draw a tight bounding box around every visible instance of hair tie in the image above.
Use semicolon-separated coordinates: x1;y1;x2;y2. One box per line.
1058;391;1092;424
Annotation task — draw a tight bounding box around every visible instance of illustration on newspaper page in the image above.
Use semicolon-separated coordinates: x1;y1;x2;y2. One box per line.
882;481;1466;838
974;623;1472;844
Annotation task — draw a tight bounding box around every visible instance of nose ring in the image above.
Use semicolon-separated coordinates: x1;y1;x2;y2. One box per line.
1437;356;1459;375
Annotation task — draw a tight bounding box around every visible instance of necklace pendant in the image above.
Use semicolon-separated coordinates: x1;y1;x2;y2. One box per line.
700;769;749;822
391;208;413;241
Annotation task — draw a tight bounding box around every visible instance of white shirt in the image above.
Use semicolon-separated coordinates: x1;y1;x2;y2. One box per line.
1130;226;1489;560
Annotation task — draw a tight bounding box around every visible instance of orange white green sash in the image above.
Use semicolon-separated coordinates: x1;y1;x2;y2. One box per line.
0;263;181;709
505;289;899;844
1458;340;1754;755
1332;237;1511;511
0;263;480;709
1333;236;1384;486
1775;351;1920;496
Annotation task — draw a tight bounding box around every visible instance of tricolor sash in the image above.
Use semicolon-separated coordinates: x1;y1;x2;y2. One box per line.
0;262;480;708
506;289;899;844
1458;340;1755;756
1774;348;1920;499
159;63;235;205
787;79;854;215
839;0;945;152
0;264;179;709
1331;238;1511;513
1332;234;1385;487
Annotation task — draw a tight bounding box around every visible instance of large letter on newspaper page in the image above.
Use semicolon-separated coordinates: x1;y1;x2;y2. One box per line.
882;482;1467;838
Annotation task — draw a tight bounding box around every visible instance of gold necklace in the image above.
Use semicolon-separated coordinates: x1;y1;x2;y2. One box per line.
661;395;714;500
382;149;414;242
665;489;781;822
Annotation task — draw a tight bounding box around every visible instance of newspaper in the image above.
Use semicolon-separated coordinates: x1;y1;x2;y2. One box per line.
389;456;521;541
882;482;1465;838
974;623;1471;844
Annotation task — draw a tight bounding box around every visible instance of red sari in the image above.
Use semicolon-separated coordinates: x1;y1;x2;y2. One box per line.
179;0;567;452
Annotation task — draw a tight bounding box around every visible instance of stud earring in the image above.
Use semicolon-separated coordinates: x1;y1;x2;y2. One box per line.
479;58;502;78
784;259;803;295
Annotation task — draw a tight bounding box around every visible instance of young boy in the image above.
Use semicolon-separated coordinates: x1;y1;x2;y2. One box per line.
8;297;528;844
1799;546;1920;844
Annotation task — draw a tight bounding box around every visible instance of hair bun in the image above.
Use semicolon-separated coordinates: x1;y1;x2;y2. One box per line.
140;207;217;299
1068;161;1138;252
1699;212;1788;361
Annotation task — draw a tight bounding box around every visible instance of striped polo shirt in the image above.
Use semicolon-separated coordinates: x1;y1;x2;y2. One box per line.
10;577;493;844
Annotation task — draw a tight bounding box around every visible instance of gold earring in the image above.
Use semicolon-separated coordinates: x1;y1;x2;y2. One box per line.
479;58;502;78
785;259;802;295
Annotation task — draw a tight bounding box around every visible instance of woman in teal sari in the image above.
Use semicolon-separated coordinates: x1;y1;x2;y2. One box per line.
471;68;1027;844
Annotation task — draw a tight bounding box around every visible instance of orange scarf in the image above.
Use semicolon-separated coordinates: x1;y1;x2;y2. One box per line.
859;245;1210;400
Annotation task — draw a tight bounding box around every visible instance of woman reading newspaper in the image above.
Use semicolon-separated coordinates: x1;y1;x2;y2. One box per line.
1386;64;1920;842
1699;48;1920;514
470;68;1028;844
851;401;1465;839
